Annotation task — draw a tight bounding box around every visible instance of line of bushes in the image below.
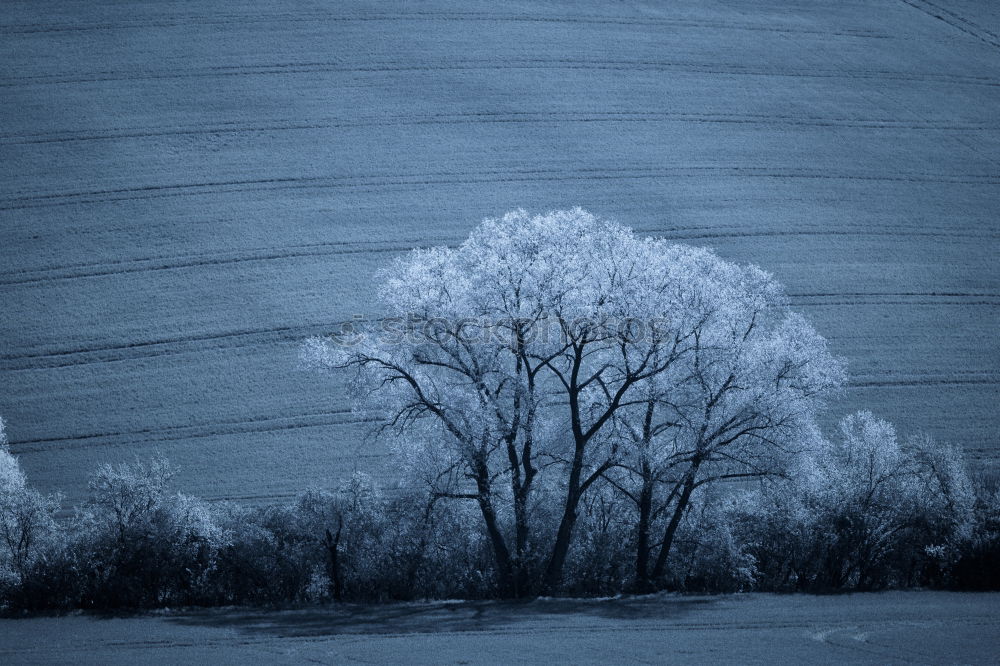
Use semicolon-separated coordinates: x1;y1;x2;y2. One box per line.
1;422;998;611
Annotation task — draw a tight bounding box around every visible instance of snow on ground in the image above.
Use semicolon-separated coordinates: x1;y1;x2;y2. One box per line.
1;1;998;506
0;592;997;664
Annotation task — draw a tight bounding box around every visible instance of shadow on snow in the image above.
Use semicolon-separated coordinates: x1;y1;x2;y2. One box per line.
161;595;719;637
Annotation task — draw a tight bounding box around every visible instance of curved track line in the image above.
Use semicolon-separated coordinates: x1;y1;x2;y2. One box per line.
5;112;995;146
2;289;996;371
0;219;990;283
3;167;998;211
2;293;996;370
0;320;354;370
0;11;890;37
793;300;1000;307
2;58;997;88
0;244;417;287
9;408;377;454
0;234;454;277
900;0;1000;49
8;376;999;453
2;227;997;290
848;377;1000;388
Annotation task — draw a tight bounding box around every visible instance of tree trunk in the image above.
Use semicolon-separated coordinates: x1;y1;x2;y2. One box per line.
651;465;699;581
542;444;587;593
474;469;516;596
634;476;655;592
542;489;580;593
512;483;533;595
324;518;344;602
505;427;535;596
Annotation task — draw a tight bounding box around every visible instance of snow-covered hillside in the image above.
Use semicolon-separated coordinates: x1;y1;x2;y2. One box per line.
1;0;997;506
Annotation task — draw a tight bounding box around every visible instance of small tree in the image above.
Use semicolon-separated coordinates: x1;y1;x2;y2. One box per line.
0;417;60;585
79;457;178;606
88;457;175;548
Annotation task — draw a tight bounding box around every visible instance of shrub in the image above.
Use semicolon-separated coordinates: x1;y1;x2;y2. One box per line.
0;432;61;596
666;491;756;593
734;414;980;592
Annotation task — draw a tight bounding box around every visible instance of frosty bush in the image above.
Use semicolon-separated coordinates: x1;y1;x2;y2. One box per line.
0;450;500;610
0;421;60;592
87;457;175;545
951;474;1000;590
0;445;993;611
68;458;219;607
664;489;757;593
733;412;982;591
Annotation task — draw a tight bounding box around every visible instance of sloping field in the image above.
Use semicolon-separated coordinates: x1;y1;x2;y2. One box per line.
1;0;998;506
0;592;998;664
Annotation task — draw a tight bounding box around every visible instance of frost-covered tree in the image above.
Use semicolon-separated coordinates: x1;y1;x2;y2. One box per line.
810;413;931;588
0;417;60;584
606;294;841;589
305;209;843;594
88;457;175;548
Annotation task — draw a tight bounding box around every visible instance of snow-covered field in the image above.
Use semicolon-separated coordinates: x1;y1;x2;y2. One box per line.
1;1;998;506
0;592;996;664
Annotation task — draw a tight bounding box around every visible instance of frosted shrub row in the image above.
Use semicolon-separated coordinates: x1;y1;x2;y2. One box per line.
0;413;997;611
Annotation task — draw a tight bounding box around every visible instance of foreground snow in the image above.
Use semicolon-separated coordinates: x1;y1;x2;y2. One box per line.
0;592;997;664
